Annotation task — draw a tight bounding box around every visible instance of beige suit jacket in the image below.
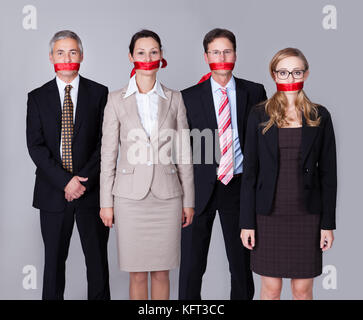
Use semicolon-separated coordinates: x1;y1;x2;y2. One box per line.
100;84;194;208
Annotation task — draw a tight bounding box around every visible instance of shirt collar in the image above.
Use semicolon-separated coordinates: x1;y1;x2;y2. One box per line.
56;74;80;92
210;75;236;94
124;75;167;99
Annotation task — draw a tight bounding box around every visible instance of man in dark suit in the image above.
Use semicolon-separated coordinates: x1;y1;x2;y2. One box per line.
178;28;267;300
26;30;110;300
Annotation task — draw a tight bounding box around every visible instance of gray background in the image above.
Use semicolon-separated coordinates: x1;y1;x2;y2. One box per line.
0;0;361;299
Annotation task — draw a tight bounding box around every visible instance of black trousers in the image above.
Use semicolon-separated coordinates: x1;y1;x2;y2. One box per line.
40;202;110;300
179;175;254;300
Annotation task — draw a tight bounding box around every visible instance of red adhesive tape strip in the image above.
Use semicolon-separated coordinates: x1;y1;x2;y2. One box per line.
54;63;80;72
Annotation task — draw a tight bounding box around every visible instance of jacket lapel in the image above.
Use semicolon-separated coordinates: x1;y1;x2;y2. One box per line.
73;76;88;140
46;78;62;160
154;85;172;132
263;122;279;162
301;114;319;164
121;89;149;142
201;79;218;131
261;110;278;162
235;77;248;146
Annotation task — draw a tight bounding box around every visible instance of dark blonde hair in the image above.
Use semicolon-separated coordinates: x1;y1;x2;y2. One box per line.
262;47;321;134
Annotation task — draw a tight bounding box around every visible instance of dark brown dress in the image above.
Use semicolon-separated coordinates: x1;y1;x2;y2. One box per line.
251;127;322;279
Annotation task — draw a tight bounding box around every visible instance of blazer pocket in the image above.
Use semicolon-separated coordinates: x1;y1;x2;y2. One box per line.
117;166;135;175
162;165;182;195
112;165;135;196
163;165;178;175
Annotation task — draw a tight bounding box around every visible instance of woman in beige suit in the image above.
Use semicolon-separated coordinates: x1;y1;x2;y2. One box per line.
99;30;195;300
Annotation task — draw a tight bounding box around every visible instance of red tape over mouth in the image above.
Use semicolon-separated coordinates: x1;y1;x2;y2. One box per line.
276;82;304;92
198;62;235;84
130;59;167;77
54;63;80;72
209;62;235;71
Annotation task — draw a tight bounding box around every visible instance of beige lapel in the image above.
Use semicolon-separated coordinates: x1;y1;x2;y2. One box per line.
150;84;172;142
120;87;149;141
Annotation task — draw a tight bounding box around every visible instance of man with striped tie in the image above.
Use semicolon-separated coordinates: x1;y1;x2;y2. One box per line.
179;28;267;300
26;30;110;300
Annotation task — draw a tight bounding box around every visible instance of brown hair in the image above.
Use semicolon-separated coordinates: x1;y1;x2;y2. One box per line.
203;28;236;53
262;47;321;134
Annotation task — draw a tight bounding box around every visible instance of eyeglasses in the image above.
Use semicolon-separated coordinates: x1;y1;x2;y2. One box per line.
207;49;234;57
274;69;306;80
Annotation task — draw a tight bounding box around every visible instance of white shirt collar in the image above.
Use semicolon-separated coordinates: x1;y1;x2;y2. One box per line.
210;75;236;93
124;75;167;99
56;74;80;92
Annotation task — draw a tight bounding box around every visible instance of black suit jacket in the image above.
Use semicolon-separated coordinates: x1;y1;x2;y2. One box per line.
26;76;108;212
182;77;267;215
239;104;337;230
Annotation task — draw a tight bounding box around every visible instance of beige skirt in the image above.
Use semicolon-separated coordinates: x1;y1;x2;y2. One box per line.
113;191;182;272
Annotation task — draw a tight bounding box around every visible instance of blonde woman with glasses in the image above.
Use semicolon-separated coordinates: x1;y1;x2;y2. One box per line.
240;48;337;300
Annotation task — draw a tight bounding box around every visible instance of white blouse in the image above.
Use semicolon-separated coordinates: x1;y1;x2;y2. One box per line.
124;75;167;136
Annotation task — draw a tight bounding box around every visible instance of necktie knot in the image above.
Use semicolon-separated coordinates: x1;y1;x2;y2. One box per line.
65;84;72;93
220;87;227;95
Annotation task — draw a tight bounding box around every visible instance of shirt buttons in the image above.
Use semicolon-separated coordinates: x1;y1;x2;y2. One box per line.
171;169;176;173
122;169;126;173
147;161;152;166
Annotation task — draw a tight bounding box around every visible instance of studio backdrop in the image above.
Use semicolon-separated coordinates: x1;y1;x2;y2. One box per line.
0;0;361;299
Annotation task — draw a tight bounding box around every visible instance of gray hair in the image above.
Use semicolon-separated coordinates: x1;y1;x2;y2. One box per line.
49;30;83;55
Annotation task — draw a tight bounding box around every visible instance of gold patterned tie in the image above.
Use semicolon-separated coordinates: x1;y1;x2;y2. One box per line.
61;84;74;172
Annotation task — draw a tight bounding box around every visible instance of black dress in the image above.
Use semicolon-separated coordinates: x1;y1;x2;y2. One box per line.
251;127;322;279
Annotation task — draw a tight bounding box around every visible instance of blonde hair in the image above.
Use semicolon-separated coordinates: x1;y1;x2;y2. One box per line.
262;47;321;134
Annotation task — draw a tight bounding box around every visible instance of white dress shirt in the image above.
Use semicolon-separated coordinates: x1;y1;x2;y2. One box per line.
56;75;80;158
124;75;167;137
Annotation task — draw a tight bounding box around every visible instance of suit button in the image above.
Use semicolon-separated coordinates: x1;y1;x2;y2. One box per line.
304;168;309;173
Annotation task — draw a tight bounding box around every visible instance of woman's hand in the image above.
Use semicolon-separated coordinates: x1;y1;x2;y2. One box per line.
241;229;255;250
182;207;194;228
320;229;334;251
100;207;114;228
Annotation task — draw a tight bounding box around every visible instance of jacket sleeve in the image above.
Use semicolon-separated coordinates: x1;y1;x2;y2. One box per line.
175;93;195;208
318;110;337;230
99;92;120;208
239;108;260;229
78;87;109;191
26;92;73;190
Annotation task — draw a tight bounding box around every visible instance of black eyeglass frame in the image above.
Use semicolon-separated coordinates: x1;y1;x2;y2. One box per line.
273;69;306;80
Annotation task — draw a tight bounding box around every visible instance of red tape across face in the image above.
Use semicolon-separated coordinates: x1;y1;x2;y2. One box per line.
198;62;235;84
130;59;167;78
209;62;235;71
276;82;304;92
54;63;80;72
